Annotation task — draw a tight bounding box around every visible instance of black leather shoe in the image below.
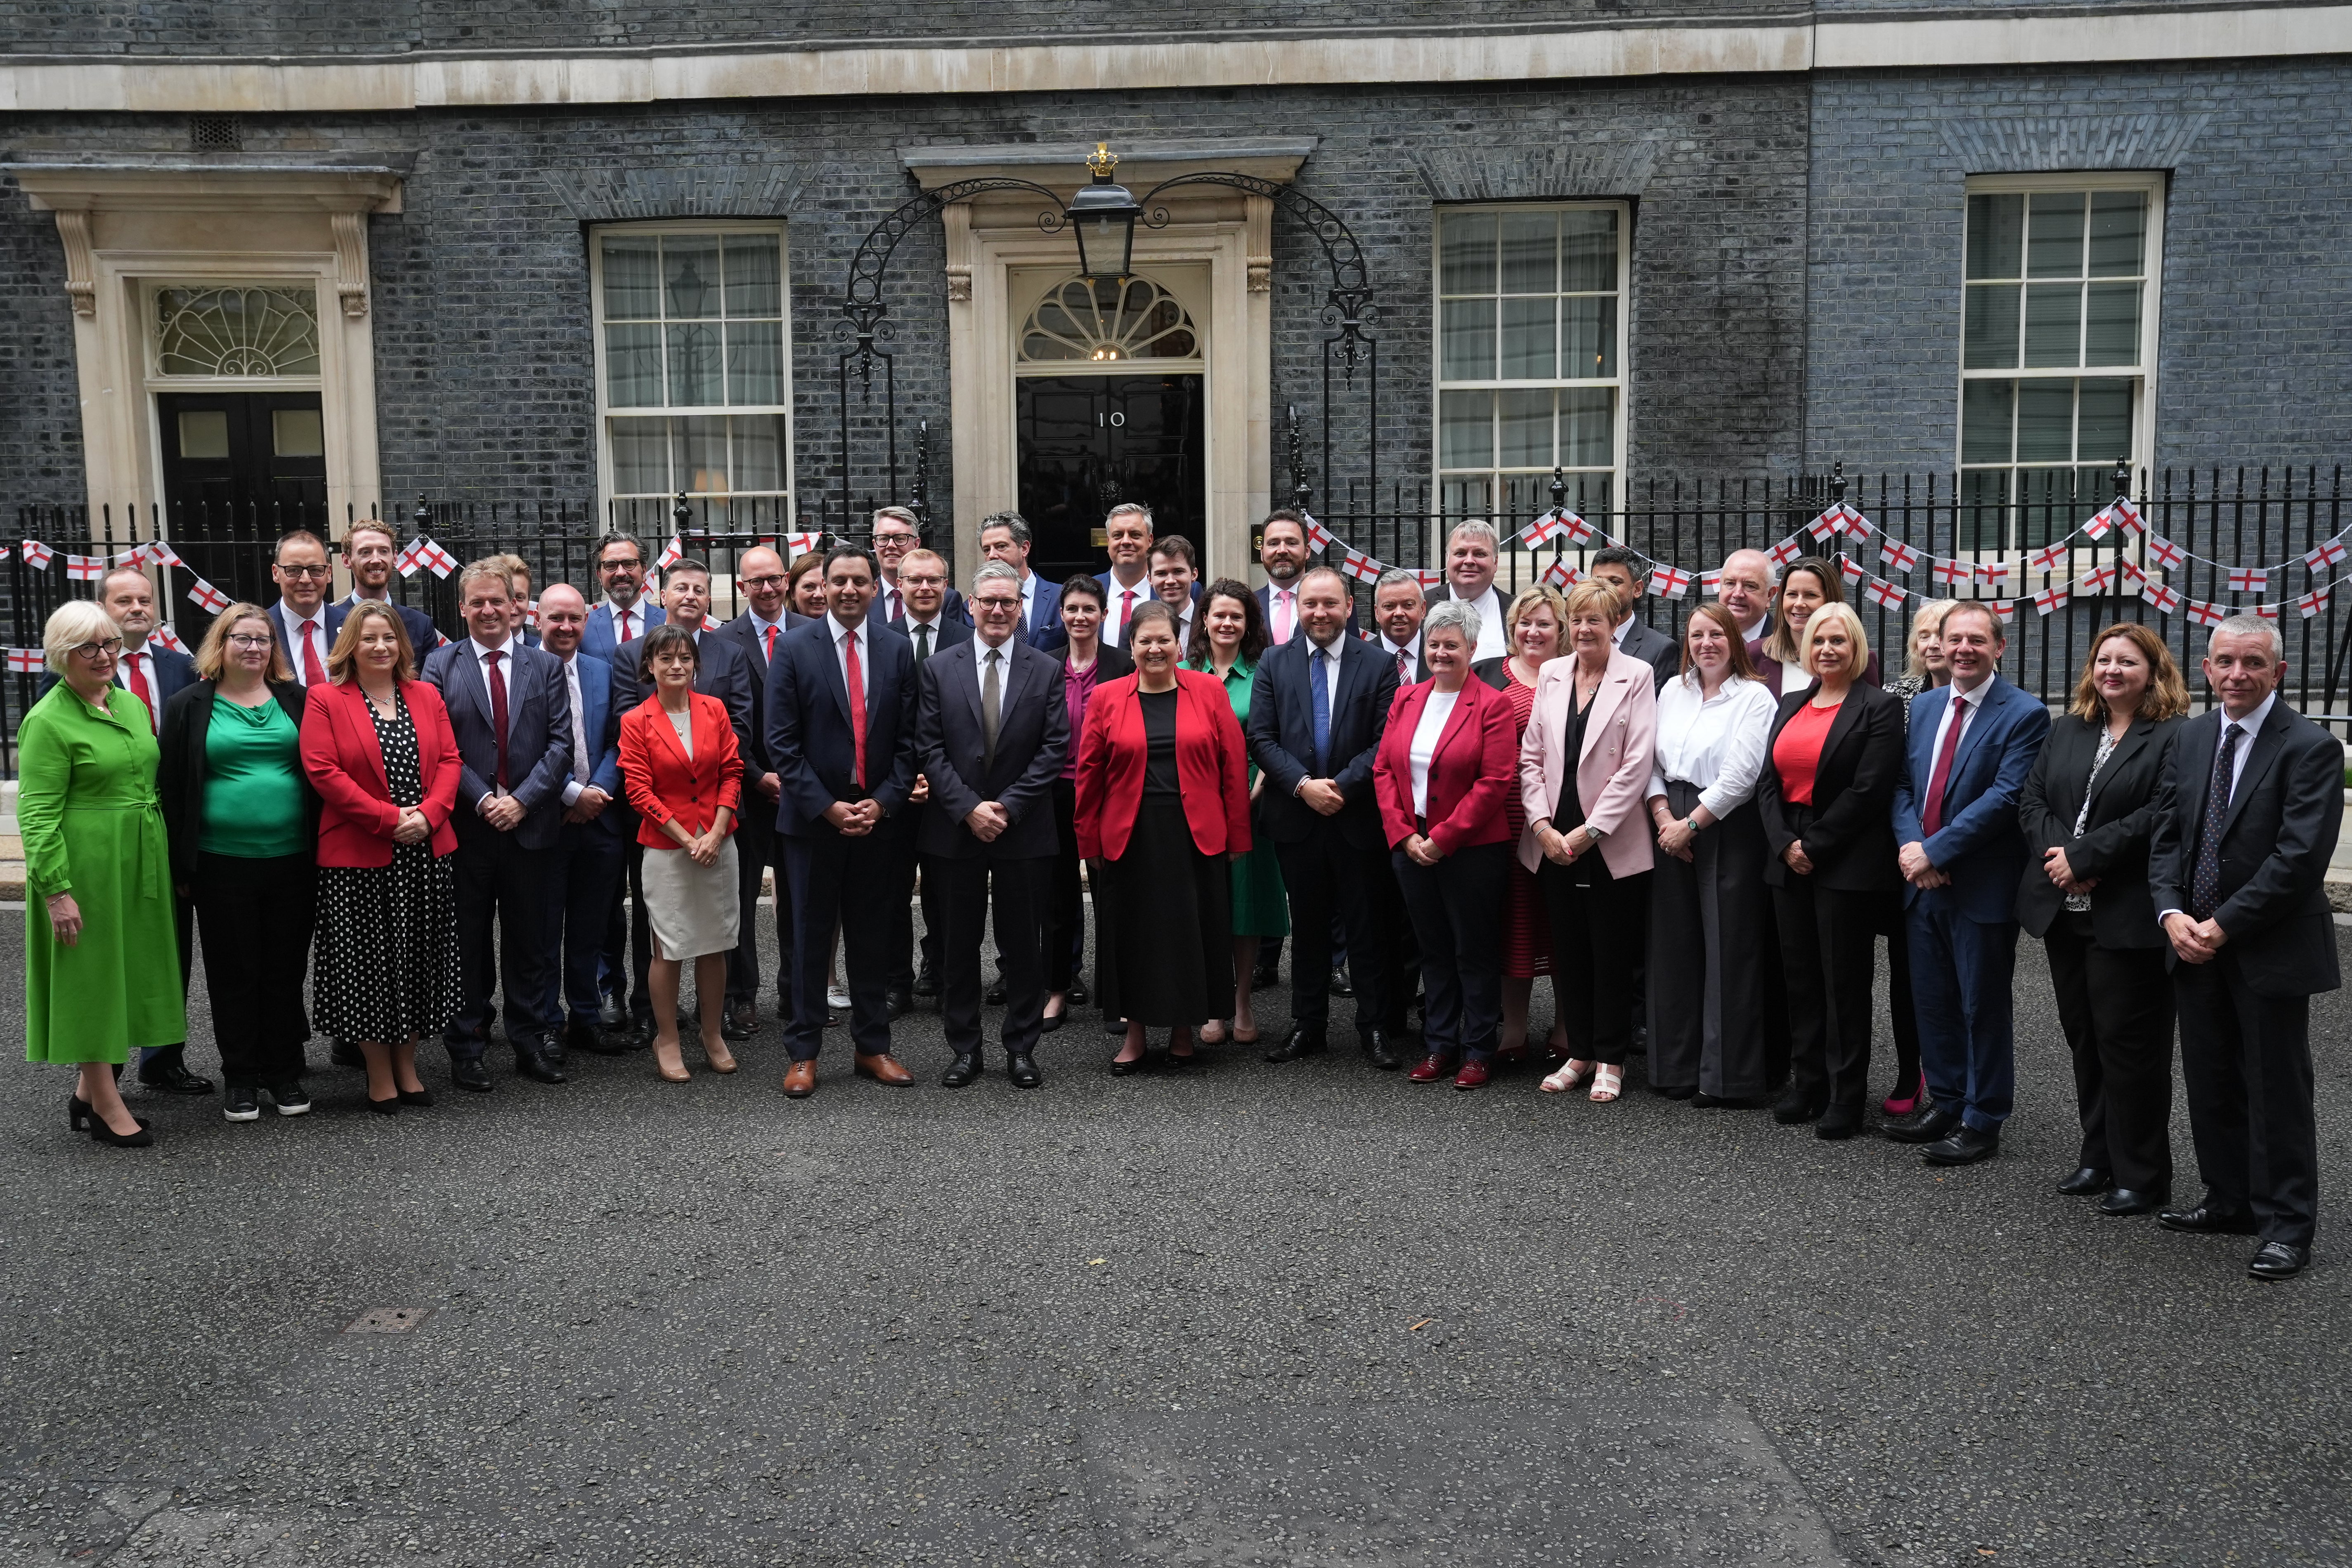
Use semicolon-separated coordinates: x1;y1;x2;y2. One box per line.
1815;1104;1863;1140
1771;1090;1825;1125
886;985;913;1019
1039;1011;1066;1035
1068;980;1091;1006
1653;1083;1698;1100
2057;1165;2112;1196
450;1057;494;1093
1251;961;1278;988
1362;1030;1404;1071
570;1017;626;1057
1329;963;1354;997
939;1052;983;1088
1884;1105;1963;1144
2159;1201;2259;1235
914;963;940;998
1007;1053;1042;1089
985;978;1008;1005
2097;1186;2167;1217
722;1001;758;1042
514;1044;567;1085
598;992;625;1028
1922;1126;2000;1166
2248;1241;2312;1280
330;1038;365;1069
603;1018;648;1053
1103;1015;1128;1036
1264;1025;1328;1064
138;1057;215;1095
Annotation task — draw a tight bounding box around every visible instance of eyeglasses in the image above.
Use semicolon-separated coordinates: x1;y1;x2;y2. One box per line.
277;563;332;578
71;638;125;659
225;633;274;649
873;532;918;546
740;575;786;590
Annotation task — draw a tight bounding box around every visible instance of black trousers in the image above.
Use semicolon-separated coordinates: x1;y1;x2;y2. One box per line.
1369;848;1418;1030
192;850;315;1087
727;814;785;1007
545;821;629;1029
887;808;942;988
1771;877;1885;1112
1645;789;1770;1099
1045;778;1087;993
932;853;1050;1058
144;890;196;1072
449;831;558;1053
2043;918;2174;1192
1275;823;1394;1037
1876;893;1922;1093
1539;860;1650;1069
598;837;636;1008
2175;951;2318;1247
1394;840;1507;1062
783;826;900;1061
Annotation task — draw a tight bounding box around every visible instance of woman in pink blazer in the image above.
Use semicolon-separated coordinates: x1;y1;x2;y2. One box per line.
1518;579;1659;1103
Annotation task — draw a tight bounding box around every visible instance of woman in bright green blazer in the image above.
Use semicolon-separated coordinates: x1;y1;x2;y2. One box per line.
19;601;186;1148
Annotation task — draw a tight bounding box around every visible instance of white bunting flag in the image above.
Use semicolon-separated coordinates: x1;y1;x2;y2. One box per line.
2027;542;2070;575
149;624;189;654
2143;582;2182;615
655;535;684;572
1339;548;1383;585
1864;577;1906;610
414;539;458;578
1878;539;1921;575
2186;599;2227;628
186;578;231;615
2033;584;2069;616
2298;586;2330;620
65;554;107;582
1837;554;1864;587
6;647;45;674
2227;565;2270;595
19;540;55;571
785;531;825;556
2078;563;2118;596
1931;558;1971;587
2304;537;2348;574
1541;558;1580;590
1301;513;1336;553
1976;560;2011;590
1648;564;1692;599
2144;534;2187;572
1767;536;1804;569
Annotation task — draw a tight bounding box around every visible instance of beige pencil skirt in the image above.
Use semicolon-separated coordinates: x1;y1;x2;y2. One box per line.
640;835;741;962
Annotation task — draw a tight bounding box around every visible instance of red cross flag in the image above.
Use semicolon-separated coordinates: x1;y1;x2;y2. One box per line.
1541;558;1581;590
2143;582;2182;615
523;599;541;629
395;539;424;577
655;535;684;572
2144;534;2187;572
1339;547;1383;585
2079;563;2118;596
6;647;45;674
2298;586;2331;620
1878;539;1921;575
414;538;458;579
1412;568;1446;592
149;624;189;654
1931;558;1971;587
1976;560;2011;590
2253;601;2281;621
2304;537;2348;574
113;543;151;567
1301;513;1336;553
66;554;107;582
1806;508;1841;541
2227;565;2269;595
2186;599;2227;628
2033;584;2070;617
149;539;185;569
1837;554;1864;587
1767;536;1804;569
20;539;55;571
2116;559;2149;588
1840;505;1874;539
2027;542;2070;575
1648;564;1692;599
186;577;231;615
1864;577;1907;610
2085;497;2144;538
1991;600;2016;623
1699;568;1722;596
1521;511;1570;548
786;531;824;556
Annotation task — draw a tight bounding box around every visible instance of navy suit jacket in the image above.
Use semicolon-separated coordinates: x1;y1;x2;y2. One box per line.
553;648;626;842
343;594;440;660
1022;575;1066;649
766;617;921;839
714;610;808;843
1891;676;2051;922
913;637;1069;861
606;627;756;796
422;637;576;852
37;639;199;716
1247;630;1399;850
579;600;667;665
881;582;969;630
269;599;349;683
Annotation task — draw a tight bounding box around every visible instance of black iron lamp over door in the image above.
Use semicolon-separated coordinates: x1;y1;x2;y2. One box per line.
1065;144;1143;284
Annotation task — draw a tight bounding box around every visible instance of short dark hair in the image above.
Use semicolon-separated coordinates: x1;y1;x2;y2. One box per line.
274;528;329;563
979;512;1031;548
1260;508;1308;542
1149;534;1197;567
666;555;711;580
1298;563;1350;598
596;530;645;566
1058;573;1106;612
822;543;878;579
639;621;700;669
1590;546;1641;575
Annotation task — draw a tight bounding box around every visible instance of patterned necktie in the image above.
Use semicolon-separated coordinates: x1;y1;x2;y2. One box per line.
565;658;588;784
1118;589;1136;647
2188;721;2242;920
485;650;511;790
1395;648;1411;686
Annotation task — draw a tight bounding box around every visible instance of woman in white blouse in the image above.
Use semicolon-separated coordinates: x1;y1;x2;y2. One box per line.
1644;602;1780;1104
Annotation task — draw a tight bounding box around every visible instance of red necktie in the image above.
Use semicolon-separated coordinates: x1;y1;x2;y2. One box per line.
1118;589;1136;645
764;623;778;663
843;629;868;790
1920;691;1968;837
485;649;511;790
299;620;326;686
888;587;903;623
124;652;155;729
618;608;635;643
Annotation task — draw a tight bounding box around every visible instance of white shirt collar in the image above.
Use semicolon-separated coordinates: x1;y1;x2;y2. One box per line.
2222;691;2278;737
471;633;518;660
751;608;787;633
827;611;865;643
1380;632;1419;659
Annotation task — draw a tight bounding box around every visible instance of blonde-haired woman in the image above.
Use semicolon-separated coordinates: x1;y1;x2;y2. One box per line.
2017;623;2191;1214
157;603;317;1121
1473;584;1572;1068
1522;579;1659;1104
1754;602;1904;1139
21;600;185;1147
1886;598;1957;706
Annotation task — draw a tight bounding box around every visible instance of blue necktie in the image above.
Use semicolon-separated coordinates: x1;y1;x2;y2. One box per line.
1310;645;1331;775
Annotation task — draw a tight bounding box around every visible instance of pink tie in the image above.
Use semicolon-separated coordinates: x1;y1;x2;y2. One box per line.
1273;589;1293;645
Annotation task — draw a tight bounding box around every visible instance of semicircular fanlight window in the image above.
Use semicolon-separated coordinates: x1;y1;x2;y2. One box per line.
154;286;323;377
1018;274;1199;364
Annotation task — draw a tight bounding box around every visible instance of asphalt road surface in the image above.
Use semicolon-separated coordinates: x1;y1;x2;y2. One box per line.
3;911;2347;1566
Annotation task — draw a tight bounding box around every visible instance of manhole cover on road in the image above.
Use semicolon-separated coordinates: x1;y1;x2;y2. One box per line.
343;1307;433;1334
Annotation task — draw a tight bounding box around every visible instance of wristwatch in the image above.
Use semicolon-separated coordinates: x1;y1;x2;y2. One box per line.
1683;816;1700;837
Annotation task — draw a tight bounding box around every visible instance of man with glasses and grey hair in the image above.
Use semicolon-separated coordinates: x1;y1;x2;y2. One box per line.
979;511;1064;648
1427;520;1507;662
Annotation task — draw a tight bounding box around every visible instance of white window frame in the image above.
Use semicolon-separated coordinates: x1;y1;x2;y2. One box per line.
588;219;795;520
1956;172;2164;555
1432;200;1631;523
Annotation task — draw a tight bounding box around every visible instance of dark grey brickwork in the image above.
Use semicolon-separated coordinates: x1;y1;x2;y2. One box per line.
1806;60;2352;476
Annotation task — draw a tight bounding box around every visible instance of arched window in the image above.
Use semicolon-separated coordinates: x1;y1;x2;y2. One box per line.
1018;275;1198;364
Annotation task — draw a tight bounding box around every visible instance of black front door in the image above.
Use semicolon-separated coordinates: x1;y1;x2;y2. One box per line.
157;390;330;545
1015;373;1205;584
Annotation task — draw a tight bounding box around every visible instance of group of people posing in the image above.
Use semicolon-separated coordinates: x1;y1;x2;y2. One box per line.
18;506;2341;1280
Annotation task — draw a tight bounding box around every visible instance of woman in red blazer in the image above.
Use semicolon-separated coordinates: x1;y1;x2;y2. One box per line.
617;624;743;1082
1075;601;1250;1072
298;601;463;1113
1371;598;1519;1089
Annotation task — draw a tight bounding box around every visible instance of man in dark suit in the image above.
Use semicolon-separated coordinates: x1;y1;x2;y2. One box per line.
532;584;630;1059
579;530;667;665
1248;564;1405;1069
339;519;440;657
887;548;974;1007
606;557;757;1042
979;512;1064;649
266;529;347;688
1370;568;1432;685
1094;501;1204;648
768;544;923;1097
1887;602;2051;1165
1426;519;1507;662
1258;509;1358;647
1587;548;1679;689
913;561;1070;1087
714;544;802;1035
2149;615;2344;1280
872;506;968;630
423;559;576;1090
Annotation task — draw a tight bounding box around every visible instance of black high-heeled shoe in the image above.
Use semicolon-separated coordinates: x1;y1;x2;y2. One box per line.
1109;1052;1144;1076
87;1112;154;1147
366;1095;401;1115
396;1088;434;1107
69;1094;93;1131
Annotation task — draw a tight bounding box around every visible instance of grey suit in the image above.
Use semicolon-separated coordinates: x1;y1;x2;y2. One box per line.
1616;616;1680;689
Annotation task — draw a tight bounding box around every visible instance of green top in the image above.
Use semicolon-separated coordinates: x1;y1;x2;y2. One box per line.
199;694;307;858
1182;657;1260;785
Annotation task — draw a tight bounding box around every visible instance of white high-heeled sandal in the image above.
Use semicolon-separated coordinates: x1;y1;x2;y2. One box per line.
1589;1065;1624;1103
1541;1059;1595;1094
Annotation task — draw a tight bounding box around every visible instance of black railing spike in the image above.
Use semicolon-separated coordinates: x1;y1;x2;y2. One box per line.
1829;461;1846;506
673;492;692;539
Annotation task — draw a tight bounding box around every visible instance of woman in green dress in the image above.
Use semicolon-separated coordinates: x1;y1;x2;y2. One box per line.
1184;579;1288;1045
20;600;187;1147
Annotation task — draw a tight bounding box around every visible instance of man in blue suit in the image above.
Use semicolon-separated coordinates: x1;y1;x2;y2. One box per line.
979;512;1065;649
532;584;631;1060
768;544;922;1098
265;530;347;688
1888;602;2050;1164
579;530;667;665
339;519;441;658
1248;563;1405;1070
423;559;576;1091
1095;501;1204;648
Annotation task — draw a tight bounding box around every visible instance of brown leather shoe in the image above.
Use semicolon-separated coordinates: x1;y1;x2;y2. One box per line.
781;1060;818;1098
855;1052;915;1087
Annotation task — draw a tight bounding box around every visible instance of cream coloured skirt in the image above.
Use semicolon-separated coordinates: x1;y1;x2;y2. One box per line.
641;835;741;961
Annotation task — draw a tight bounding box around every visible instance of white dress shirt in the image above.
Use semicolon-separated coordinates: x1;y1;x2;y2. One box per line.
274;602;331;685
1408;689;1459;816
1378;631;1423;686
1926;675;1997;785
1017;570;1039;632
1649;673;1777;821
1106;571;1150;644
880;578;905;624
748;609;789;666
1457;585;1506;662
827;612;871;697
904;615;946;659
556;650;590;805
603;598;648;644
467;633;520;808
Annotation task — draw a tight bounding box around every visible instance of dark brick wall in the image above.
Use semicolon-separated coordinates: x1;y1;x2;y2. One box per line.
1805;59;2352;477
